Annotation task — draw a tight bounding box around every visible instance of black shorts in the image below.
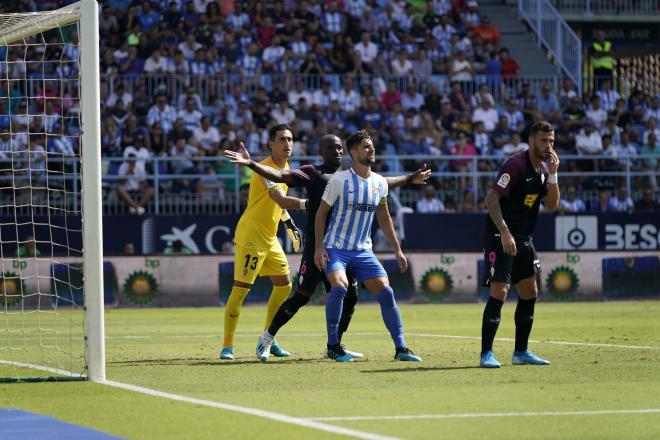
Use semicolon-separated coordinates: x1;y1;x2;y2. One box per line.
297;246;357;294
482;235;540;286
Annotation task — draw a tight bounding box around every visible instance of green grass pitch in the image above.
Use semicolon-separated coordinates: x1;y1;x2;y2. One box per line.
1;301;659;439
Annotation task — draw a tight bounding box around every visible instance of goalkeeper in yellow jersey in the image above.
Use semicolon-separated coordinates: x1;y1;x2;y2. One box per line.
220;124;307;360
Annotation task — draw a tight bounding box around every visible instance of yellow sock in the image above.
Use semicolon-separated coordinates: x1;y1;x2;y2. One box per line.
264;283;292;330
223;286;250;347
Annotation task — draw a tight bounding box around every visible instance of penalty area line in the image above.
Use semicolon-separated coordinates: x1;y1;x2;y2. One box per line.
307;408;660;422
0;358;398;440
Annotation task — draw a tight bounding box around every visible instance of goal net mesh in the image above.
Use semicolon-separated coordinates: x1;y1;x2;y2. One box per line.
0;3;87;382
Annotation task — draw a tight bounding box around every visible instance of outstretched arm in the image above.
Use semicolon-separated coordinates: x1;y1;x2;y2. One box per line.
385;163;431;189
224;142;300;186
269;187;307;210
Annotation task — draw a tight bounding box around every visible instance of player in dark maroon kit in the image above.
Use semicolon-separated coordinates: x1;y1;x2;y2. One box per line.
480;121;560;368
225;135;429;361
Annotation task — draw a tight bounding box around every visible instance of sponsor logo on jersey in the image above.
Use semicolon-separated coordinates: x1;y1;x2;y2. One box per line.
497;173;510;188
524;193;539;207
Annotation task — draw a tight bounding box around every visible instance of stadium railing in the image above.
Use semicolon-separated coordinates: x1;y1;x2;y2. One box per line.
518;0;583;96
552;0;658;15
0;154;655;216
104;73;659;109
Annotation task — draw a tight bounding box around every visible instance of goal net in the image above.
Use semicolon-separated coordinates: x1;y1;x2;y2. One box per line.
0;0;104;382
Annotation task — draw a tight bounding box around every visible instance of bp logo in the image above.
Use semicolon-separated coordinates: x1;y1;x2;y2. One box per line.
0;272;26;307
545;266;579;300
420;267;453;302
123;270;158;305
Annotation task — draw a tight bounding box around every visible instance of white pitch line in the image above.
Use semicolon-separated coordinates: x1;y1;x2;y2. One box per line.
0;359;85;378
106;331;660;350
407;333;660;350
0;358;399;440
307;408;660;422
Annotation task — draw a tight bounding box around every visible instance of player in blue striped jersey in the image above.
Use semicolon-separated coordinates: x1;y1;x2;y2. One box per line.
314;130;421;362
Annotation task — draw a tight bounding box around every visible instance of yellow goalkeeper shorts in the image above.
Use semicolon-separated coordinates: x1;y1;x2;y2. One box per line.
233;240;289;284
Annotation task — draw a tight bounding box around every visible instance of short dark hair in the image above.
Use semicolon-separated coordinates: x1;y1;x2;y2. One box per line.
345;129;372;152
529;121;554;137
269;124;292;141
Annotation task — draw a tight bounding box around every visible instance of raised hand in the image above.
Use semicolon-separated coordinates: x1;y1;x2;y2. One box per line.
410;163;431;185
223;142;251;166
547;148;560;174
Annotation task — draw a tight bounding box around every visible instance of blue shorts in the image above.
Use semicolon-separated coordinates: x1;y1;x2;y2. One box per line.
325;248;387;282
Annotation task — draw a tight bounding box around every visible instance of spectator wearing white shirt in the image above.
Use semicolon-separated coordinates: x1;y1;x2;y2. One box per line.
502;133;529;156
586;96;608;129
177;86;203;111
609;185;634;213
595;79;620;112
642;118;660;145
401;84;424;112
313;80;337;110
501;99;525;132
391;50;413;77
143;49;171;75
193;116;220;155
262;36;285;73
177;34;202;62
416;185;445;213
116;152;154;215
287;80;313;110
177;98;203;131
559;186;586;213
472;100;499;132
644;96;660;125
470;83;495;108
449;50;473;82
270;100;296;125
353;32;379;71
575;120;603;155
608;131;638;170
146;94;178;134
337;78;361;118
105;83;133;109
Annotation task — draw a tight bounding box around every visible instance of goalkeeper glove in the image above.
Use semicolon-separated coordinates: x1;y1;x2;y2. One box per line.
283;218;303;252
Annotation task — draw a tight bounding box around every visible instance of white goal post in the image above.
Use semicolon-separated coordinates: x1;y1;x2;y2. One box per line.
0;0;104;382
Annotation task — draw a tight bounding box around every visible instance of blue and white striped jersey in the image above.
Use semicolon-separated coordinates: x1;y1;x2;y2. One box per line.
322;168;388;251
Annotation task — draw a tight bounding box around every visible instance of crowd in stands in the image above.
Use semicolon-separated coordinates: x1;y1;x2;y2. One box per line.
1;0;658;214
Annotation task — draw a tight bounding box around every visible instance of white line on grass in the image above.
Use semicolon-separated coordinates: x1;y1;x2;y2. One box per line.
0;359;85;378
306;408;660;422
106;332;660;350
0;358;399;440
407;333;660;350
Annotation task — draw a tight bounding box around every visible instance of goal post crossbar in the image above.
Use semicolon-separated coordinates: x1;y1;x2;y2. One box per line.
0;4;80;45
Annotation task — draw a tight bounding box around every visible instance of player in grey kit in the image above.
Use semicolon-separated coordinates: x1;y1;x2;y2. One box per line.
480;121;560;368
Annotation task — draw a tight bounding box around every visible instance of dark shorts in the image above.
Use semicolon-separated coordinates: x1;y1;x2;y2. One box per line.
298;246;356;294
482;234;540;286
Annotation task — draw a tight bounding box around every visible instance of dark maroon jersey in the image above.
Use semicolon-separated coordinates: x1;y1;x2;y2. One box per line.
288;163;338;247
484;150;550;240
